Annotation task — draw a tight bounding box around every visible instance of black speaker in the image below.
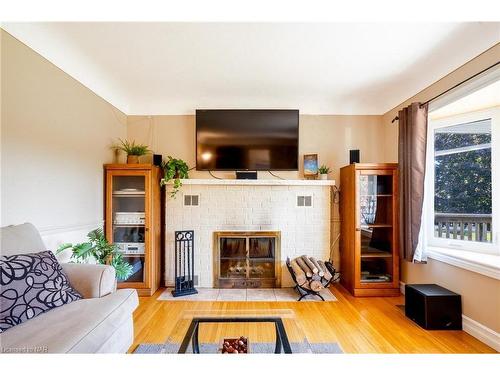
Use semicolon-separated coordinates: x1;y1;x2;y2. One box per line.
349;149;360;164
153;154;163;166
405;284;462;330
236;171;257;180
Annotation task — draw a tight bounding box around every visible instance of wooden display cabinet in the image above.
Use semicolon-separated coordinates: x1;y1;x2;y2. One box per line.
104;164;162;296
339;163;400;297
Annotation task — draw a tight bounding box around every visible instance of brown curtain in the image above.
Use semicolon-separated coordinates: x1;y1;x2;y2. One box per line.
398;102;428;262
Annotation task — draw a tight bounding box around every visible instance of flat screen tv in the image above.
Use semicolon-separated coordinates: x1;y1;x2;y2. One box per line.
196;109;299;171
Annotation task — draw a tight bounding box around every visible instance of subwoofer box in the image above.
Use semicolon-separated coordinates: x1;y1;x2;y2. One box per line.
405;284;462;330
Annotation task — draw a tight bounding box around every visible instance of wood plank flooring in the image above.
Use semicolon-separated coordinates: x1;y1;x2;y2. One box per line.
130;283;496;353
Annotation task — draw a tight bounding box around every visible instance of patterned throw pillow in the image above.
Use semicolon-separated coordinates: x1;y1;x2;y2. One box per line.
0;250;82;332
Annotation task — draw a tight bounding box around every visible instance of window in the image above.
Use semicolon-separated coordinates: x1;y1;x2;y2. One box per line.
425;107;499;254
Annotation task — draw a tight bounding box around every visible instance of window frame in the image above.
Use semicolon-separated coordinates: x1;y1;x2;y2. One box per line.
424;106;500;255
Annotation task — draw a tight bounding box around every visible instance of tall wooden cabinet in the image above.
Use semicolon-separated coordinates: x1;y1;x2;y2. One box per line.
339;163;400;297
104;164;162;296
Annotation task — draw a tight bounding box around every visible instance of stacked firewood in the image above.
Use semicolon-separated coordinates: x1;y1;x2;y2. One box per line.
289;255;333;292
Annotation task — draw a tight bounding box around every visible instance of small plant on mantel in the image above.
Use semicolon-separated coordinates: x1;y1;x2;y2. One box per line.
318;165;330;180
114;139;151;164
160;156;190;198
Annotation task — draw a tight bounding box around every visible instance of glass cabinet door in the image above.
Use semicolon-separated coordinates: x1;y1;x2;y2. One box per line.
111;174;147;284
358;172;394;284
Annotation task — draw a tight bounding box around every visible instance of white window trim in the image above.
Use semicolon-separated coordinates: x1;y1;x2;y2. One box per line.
426;246;500;280
428;65;500;112
424;107;500;256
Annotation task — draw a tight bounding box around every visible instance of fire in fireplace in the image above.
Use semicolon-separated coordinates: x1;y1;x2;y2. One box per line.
213;231;281;288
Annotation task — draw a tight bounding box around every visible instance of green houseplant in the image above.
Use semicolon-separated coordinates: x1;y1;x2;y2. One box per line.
57;228;133;281
318;165;330;180
160;156;190;198
114;139;151;164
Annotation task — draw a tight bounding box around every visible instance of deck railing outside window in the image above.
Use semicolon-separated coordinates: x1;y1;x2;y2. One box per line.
434;213;492;242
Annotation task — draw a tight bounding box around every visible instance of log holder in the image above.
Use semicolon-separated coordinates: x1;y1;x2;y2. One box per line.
285;257;337;301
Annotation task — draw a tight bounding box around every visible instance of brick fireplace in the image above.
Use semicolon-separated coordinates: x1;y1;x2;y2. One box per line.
165;179;335;288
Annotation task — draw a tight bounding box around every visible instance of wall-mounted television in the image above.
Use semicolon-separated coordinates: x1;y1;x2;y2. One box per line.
196;109;299;171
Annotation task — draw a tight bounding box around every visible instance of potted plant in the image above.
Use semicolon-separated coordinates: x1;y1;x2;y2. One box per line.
114;139;151;164
318;165;330;180
57;228;133;281
160;156;190;198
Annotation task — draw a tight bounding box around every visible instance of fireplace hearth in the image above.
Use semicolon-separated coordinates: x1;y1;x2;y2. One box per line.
213;231;281;288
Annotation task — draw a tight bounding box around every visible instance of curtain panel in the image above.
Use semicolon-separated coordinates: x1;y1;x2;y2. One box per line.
398;102;429;262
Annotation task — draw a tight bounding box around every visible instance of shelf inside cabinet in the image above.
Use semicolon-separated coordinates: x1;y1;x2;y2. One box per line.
361;249;393;258
113;189;145;196
360;275;392;283
113;193;145;197
113;223;145;227
361;224;393;228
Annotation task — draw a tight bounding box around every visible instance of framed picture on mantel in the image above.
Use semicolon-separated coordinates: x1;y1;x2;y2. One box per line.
303;154;318;179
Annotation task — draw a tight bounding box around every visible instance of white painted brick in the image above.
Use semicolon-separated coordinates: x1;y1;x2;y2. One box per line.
165;184;332;287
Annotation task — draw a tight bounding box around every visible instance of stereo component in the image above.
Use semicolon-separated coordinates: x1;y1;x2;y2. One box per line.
116;242;145;255
114;212;146;225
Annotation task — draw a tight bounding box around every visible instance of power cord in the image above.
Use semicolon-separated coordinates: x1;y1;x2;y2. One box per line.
268;171;285;180
332;185;340;204
208;170;223;180
329;185;341;265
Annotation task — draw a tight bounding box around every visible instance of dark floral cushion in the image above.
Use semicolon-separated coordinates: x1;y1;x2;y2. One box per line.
0;250;82;332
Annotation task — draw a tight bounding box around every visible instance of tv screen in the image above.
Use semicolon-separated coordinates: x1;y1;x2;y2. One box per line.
196;109;299;171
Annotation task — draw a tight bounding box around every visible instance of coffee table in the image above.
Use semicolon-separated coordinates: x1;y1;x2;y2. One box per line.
164;309;308;354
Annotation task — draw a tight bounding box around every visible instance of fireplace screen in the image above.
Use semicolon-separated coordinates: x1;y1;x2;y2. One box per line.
214;232;280;288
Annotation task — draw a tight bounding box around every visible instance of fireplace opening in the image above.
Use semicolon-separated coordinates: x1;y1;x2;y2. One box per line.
214;231;281;288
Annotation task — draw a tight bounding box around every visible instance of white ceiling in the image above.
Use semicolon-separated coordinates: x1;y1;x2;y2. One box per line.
3;22;500;115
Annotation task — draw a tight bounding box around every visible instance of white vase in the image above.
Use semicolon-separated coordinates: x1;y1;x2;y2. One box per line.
320;174;328;180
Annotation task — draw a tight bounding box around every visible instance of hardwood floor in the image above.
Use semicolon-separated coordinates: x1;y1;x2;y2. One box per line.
130;283;496;353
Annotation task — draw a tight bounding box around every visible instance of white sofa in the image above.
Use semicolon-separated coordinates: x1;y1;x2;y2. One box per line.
0;223;139;353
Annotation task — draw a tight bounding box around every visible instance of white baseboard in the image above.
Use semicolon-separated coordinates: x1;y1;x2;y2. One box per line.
462;315;500;352
400;281;499;352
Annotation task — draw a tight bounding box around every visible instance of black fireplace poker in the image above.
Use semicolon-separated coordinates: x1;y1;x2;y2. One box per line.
172;230;198;297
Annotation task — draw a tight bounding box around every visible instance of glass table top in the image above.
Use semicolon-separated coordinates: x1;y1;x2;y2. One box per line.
163;309;309;354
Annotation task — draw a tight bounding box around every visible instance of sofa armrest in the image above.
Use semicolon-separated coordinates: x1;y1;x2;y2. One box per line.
61;263;117;299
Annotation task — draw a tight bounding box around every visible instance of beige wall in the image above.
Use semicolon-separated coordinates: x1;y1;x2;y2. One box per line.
1;30;126;246
382;42;500;333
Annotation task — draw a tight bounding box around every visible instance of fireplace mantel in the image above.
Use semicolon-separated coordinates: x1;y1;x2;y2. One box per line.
174;178;336;187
